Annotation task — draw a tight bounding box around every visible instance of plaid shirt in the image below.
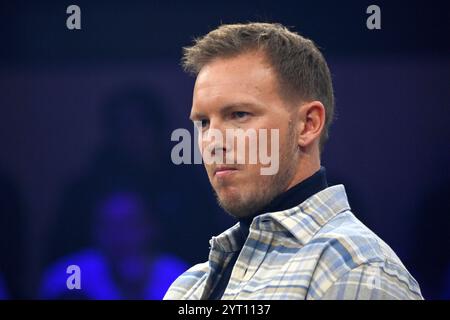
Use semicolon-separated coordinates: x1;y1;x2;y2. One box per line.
164;185;423;300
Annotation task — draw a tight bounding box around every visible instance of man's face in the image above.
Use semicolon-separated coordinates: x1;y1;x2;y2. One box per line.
190;50;300;218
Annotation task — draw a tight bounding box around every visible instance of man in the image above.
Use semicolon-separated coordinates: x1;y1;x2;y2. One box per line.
164;22;422;300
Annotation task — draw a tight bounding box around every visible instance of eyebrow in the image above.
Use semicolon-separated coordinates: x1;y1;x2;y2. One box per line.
189;112;208;122
189;102;262;121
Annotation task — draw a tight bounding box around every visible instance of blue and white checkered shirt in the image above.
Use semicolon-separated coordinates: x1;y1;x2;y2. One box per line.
164;184;423;300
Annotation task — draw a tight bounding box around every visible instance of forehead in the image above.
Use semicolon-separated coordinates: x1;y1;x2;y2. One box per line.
192;51;280;110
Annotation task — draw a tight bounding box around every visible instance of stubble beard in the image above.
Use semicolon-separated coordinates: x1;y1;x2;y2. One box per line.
212;126;298;219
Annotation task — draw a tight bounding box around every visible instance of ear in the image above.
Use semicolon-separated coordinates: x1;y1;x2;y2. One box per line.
296;100;326;149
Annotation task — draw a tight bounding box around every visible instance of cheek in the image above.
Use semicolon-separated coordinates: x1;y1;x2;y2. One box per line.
198;134;206;157
241;163;266;183
278;122;296;151
204;163;214;179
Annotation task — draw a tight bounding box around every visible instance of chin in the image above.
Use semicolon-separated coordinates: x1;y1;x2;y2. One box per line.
217;193;261;219
216;193;243;215
216;188;240;205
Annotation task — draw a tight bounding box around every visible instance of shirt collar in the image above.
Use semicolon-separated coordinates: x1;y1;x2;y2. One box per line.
239;166;328;235
210;184;351;252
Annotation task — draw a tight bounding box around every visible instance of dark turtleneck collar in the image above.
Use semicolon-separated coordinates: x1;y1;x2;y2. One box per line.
239;166;328;239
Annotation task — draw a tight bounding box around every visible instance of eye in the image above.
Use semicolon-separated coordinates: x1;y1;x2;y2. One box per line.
199;119;209;129
232;111;250;120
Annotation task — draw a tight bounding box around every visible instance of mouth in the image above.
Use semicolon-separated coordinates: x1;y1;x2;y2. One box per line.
214;165;239;177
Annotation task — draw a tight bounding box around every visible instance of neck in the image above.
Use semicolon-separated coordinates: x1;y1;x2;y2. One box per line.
285;149;321;191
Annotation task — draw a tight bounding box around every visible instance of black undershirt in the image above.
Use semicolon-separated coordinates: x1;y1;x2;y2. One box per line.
208;166;328;300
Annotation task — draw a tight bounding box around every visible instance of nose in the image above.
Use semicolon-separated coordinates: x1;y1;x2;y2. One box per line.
201;119;229;161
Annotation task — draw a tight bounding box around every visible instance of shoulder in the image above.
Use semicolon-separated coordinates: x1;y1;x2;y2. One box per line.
304;210;422;299
317;262;423;299
163;261;209;300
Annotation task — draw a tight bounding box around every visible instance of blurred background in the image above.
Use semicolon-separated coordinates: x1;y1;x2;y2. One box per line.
0;0;449;299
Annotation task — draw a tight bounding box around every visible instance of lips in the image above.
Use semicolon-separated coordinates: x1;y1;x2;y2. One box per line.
214;165;238;177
